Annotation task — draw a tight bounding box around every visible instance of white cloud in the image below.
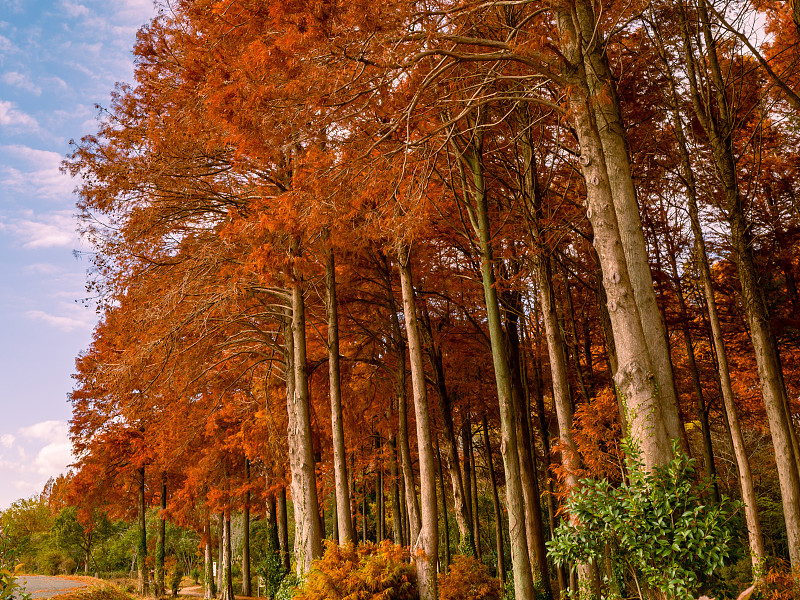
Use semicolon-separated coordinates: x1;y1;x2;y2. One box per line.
23;263;63;275
0;211;77;248
2;71;42;95
0;34;17;53
61;1;90;18
25;309;91;333
1;0;23;13
0;145;73;201
0;422;75;506
19;420;68;443
0;100;38;129
33;440;73;476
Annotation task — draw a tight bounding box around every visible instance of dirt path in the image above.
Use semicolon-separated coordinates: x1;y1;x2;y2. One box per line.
17;576;92;599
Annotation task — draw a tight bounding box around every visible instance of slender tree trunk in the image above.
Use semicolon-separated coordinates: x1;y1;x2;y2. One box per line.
436;442;452;568
468;428;481;560
462;143;536;600
421;306;473;549
398;251;439;600
156;477;167;598
461;416;474;546
137;466;148;596
390;434;403;545
288;281;323;574
504;289;551;597
277;486;290;574
482;417;506;586
650;10;767;573
204;513;215;600
216;514;223;595
667;245;720;502
326;243;355;544
674;0;789;570
386;264;422;544
242;460;251;597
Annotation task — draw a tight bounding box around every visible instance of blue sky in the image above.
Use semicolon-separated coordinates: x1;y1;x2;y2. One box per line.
0;0;156;509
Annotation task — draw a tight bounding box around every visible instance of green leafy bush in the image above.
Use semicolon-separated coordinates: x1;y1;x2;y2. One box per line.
0;564;30;600
547;441;737;598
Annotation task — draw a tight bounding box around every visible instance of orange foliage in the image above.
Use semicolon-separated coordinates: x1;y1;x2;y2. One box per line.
438;555;502;600
293;541;417;600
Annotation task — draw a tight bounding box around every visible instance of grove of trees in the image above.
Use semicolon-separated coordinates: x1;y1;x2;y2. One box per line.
31;0;800;598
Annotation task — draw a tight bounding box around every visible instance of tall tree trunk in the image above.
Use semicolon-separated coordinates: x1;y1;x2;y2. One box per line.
650;10;766;573
390;434;403;545
521;127;594;596
666;245;720;502
386;262;422;544
461;416;474;547
137;466;148;596
420;306;473;550
326;243;354;544
204;513;215;600
398;251;439;600
436;442;452;568
288;281;323;574
675;0;792;571
555;5;673;472
468;428;481;560
482;417;506;586
242;460;251;597
277;486;290;574
461;143;536;600
155;477;167;598
220;512;234;600
504;287;551;598
216;514;223;595
573;0;684;448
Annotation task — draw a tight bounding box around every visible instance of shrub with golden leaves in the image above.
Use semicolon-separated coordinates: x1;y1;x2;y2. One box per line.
294;540;418;600
438;555;501;600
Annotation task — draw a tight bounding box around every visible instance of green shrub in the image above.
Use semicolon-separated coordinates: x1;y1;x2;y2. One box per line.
548;441;738;599
0;564;30;600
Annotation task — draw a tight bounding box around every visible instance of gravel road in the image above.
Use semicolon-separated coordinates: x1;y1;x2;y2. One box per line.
17;576;90;599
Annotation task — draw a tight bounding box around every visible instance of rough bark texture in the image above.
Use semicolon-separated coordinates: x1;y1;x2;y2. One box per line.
555;5;673;472
220;513;234;600
398;253;439;600
326;245;354;544
572;0;684;448
288;282;323;574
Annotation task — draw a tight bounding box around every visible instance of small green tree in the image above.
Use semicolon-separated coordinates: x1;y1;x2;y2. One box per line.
547;442;737;599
